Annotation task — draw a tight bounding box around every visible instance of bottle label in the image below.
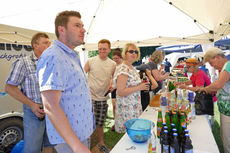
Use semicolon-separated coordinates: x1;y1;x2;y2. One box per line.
158;118;162;122
170;147;175;153
162;145;169;153
157;127;161;137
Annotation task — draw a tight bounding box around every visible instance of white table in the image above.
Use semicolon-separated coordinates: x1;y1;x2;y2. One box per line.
110;106;219;153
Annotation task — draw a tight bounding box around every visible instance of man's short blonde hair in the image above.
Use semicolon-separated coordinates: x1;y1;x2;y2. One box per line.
204;47;225;63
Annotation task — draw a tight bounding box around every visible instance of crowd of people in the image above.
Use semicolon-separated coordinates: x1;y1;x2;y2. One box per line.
4;10;230;153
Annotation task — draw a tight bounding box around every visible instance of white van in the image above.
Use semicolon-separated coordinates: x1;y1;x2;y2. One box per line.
0;43;33;152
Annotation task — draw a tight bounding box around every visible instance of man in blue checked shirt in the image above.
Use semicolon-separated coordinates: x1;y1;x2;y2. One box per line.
5;33;54;153
37;11;95;153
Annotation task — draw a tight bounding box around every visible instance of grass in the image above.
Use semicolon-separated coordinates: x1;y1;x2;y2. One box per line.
104;100;224;152
212;104;224;153
104;104;124;150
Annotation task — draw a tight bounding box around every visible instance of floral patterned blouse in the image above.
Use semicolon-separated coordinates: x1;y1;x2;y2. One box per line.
217;61;230;116
113;63;143;133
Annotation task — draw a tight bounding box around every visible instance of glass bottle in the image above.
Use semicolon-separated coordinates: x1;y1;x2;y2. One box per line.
157;110;163;138
170;133;180;153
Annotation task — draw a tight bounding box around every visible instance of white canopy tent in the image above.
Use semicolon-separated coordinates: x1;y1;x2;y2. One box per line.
0;0;230;51
0;24;56;45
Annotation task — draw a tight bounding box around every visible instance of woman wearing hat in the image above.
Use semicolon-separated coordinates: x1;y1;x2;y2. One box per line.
176;58;213;92
196;47;230;153
176;58;216;124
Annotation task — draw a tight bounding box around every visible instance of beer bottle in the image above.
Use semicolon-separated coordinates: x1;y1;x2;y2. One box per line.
170;128;178;143
157;110;163;138
160;124;167;144
172;111;178;131
170;133;180;153
180;127;188;151
178;112;186;135
182;134;193;153
171;123;176;132
142;73;149;92
182;130;189;142
165;111;171;132
161;130;170;153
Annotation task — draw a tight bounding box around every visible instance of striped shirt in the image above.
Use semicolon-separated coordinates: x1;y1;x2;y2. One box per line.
6;53;42;104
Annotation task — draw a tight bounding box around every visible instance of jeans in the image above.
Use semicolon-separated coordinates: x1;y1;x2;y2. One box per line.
23;105;52;153
55;138;90;153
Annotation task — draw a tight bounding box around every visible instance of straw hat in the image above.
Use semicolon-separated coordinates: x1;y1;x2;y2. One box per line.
185;58;199;66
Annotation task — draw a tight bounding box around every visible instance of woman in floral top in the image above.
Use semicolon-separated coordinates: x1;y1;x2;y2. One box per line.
113;43;150;133
197;47;230;153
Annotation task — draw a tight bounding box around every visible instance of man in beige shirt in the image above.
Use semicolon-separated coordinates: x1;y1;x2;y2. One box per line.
84;39;116;153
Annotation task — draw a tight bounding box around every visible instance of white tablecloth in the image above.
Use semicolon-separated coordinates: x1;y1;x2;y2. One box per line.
110;106;219;153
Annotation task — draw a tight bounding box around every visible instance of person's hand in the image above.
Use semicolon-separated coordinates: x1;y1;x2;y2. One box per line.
109;86;114;92
73;143;91;153
178;84;187;89
195;86;203;91
30;102;45;118
195;86;210;93
164;72;170;79
174;81;182;86
139;82;150;91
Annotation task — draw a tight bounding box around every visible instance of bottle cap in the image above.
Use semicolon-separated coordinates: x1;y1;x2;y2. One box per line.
163;123;166;126
173;133;178;136
163;126;168;130
184;129;189;133
172;128;177;132
164;130;168;133
185;134;190;137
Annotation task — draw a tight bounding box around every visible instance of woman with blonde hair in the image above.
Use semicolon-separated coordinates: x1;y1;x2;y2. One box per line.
113;43;149;133
197;47;230;153
147;50;169;93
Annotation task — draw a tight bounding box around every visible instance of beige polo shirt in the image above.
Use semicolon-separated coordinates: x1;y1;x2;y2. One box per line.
88;56;116;101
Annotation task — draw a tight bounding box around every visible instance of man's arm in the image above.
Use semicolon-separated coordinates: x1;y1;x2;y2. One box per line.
83;61;90;73
5;84;44;118
41;90;90;153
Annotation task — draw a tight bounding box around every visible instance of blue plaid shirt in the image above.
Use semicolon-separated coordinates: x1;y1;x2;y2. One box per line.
6;53;41;104
37;40;95;144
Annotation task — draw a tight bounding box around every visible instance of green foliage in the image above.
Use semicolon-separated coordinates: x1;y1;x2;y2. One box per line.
87;46;160;62
88;50;98;58
212;105;224;153
139;46;159;59
88;50;113;59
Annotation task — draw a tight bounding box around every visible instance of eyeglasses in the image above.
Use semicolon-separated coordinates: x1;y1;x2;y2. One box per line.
127;50;138;54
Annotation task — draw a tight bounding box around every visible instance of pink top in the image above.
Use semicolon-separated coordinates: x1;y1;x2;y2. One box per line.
190;69;217;102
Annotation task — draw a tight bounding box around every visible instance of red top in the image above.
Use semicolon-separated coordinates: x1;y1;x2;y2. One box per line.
176;65;184;68
190;69;217;102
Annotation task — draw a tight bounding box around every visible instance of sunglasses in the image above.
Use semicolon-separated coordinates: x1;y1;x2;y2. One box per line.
127;50;138;54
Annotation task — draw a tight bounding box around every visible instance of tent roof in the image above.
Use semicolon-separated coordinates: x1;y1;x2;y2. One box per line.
167;0;230;40
0;24;56;45
1;0;230;50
